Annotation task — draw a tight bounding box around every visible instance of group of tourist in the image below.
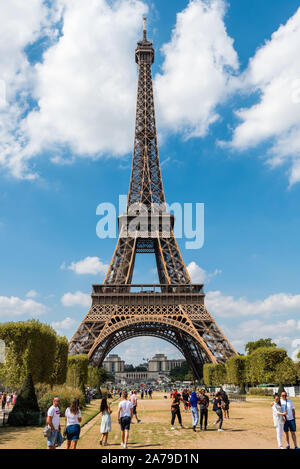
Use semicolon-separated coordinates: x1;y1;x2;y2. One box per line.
170;388;229;432
44;387;298;450
0;391;17;410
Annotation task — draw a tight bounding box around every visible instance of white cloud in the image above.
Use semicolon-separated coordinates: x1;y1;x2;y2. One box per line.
0;0;148;179
187;262;206;283
224;319;300;356
229;7;300;185
61;291;91;307
206;290;300;318
26;289;38;298
0;295;47;318
62;256;108;275
52;316;77;335
187;262;221;283
155;0;238;138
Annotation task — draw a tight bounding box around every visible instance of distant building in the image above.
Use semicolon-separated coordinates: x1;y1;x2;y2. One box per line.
104;353;185;384
103;354;125;373
148;354;185;373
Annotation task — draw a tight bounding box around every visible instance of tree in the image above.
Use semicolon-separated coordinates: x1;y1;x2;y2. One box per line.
0;320;58;387
169;362;189;382
275;357;297;385
247;347;287;385
203;364;215;386
67;354;89;390
49;336;69;388
8;373;40;426
245;338;276;355
226;355;247;392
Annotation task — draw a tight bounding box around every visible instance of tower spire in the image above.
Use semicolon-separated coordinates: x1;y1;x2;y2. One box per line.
143;16;147;41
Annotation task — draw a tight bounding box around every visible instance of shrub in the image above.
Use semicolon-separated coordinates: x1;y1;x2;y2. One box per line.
39;385;85;415
248;388;274;396
8;373;41;426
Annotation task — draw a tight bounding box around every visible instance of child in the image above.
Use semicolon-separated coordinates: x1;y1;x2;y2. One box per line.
99;397;112;446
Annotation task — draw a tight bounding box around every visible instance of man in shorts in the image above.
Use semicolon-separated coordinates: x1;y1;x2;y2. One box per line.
130;390;141;423
280;391;298;449
118;391;133;449
47;397;63;449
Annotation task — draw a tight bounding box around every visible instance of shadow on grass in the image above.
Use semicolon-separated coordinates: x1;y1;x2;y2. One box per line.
0;425;40;446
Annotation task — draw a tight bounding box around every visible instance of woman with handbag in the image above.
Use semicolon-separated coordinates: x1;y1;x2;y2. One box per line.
64;398;82;449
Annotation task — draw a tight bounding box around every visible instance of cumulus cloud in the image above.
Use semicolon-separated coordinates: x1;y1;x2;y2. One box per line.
0;0;147;179
0;295;47;318
229;7;300;186
26;289;38;298
206;290;300;318
61;291;91;307
61;256;108;275
155;0;239;138
52;316;77;335
187;261;221;283
223;319;300;356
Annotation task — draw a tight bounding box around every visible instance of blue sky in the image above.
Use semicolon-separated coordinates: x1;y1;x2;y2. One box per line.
1;0;300;365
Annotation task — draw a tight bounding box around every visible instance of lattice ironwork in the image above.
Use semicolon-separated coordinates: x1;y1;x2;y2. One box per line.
70;21;237;379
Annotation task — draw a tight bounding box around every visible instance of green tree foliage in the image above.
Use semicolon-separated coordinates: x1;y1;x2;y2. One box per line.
245;338;276;355
67;354;89;389
0;320;58;387
203;364;215;386
226;355;247;389
8;373;40;426
247;347;287;385
169;361;189;382
275;357;297;385
49;336;69;388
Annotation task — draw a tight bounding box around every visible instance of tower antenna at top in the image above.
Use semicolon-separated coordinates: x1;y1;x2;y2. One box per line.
143;16;147;41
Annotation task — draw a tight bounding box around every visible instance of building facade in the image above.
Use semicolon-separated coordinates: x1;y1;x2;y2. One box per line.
103;354;125;374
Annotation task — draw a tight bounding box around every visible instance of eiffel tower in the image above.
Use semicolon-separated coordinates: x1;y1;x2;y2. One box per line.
69;19;236;379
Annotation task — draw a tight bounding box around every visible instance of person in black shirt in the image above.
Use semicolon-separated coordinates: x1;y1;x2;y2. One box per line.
220;389;230;419
212;392;224;431
182;389;189;412
198;388;209;431
171;391;184;430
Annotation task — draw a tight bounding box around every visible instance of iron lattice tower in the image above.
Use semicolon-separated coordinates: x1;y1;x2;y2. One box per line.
69;21;236;379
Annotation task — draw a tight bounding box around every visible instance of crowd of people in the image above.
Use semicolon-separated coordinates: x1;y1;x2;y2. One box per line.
0;391;17;410
170;388;229;432
41;386;298;449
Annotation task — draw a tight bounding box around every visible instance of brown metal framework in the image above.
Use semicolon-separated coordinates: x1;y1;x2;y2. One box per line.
69;22;237;379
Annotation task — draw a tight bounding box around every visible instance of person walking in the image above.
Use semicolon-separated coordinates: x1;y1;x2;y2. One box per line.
182;389;189;413
189;391;198;432
6;393;11;409
212;392;224;432
198;388;209;431
47;397;63;449
171;390;184;430
141;389;144;400
272;394;287;449
118;391;133;449
1;392;6;410
220;388;230;419
148;388;153;399
99;397;112;446
130;390;141;423
280;391;298;449
64;398;82;449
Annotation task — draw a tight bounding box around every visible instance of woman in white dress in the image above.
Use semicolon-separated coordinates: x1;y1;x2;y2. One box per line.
100;397;112;446
272;394;287;449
